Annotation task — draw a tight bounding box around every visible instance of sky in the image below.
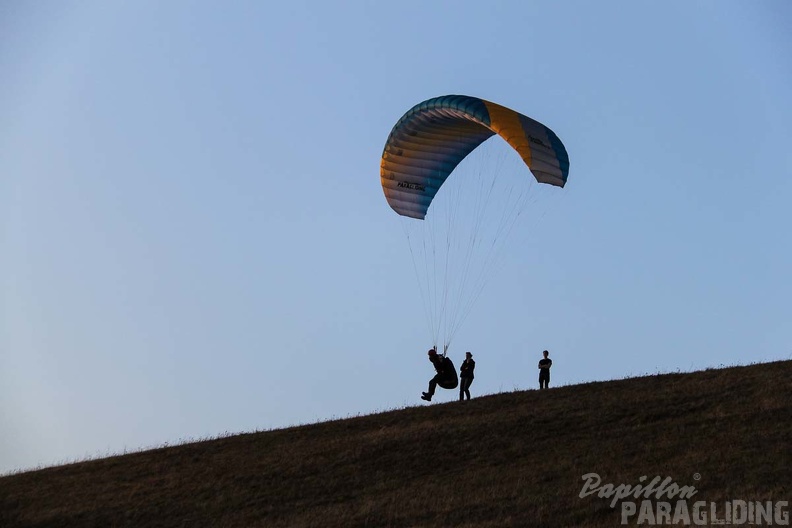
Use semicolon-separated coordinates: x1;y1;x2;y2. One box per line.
1;0;790;474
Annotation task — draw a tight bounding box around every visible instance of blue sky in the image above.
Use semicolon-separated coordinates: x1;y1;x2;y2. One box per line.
2;0;790;473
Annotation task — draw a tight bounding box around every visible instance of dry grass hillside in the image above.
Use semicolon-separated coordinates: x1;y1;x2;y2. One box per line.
1;361;790;527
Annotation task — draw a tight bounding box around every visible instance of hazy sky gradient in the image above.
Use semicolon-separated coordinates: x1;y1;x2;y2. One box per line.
2;0;790;473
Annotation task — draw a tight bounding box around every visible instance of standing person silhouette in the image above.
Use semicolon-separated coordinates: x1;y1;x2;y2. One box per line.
459;351;475;401
538;350;552;389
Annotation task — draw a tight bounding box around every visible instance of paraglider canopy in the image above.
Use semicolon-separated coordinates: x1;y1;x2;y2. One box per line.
380;94;570;351
380;94;570;220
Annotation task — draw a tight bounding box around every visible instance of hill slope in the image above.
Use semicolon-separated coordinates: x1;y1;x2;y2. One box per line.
2;361;790;527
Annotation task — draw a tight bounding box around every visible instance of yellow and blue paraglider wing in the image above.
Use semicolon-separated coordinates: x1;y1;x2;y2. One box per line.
380;95;570;219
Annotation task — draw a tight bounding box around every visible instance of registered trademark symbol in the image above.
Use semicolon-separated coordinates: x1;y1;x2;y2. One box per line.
693;473;701;480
